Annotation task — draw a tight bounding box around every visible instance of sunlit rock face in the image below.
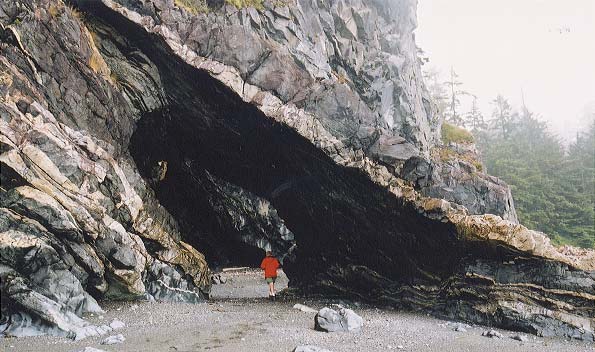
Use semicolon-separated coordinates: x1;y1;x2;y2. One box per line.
0;0;593;342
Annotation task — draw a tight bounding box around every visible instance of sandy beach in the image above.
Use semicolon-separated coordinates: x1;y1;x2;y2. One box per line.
1;269;592;352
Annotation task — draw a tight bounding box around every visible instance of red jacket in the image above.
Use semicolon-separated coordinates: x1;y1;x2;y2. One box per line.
260;256;280;278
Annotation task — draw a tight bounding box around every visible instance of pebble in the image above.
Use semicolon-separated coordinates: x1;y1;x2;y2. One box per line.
73;348;107;352
511;333;529;342
454;325;467;332
482;329;504;338
101;334;126;345
109;319;125;330
293;345;332;352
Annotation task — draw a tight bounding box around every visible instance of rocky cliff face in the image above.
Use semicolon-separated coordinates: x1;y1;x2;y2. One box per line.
0;0;210;339
1;0;593;342
403;141;518;222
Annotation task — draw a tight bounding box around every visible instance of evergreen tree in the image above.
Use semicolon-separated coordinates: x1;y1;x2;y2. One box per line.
464;95;486;132
444;67;467;126
476;106;594;249
560;120;595;247
423;67;448;118
490;94;514;138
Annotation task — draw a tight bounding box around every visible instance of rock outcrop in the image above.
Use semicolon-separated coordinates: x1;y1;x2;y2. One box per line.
0;0;210;339
402;141;518;222
0;0;593;342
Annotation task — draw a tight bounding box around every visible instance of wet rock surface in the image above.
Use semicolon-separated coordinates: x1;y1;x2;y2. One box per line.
0;0;593;344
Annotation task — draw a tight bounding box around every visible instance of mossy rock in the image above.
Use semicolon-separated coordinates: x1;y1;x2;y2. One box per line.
441;122;474;145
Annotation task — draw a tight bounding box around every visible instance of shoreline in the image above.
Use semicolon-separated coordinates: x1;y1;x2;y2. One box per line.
1;269;592;352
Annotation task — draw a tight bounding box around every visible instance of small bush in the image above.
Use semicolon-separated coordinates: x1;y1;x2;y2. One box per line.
226;0;264;9
441;122;474;144
86;27;112;81
0;70;13;87
175;0;266;13
175;0;209;14
432;146;484;172
48;3;61;17
473;160;483;172
89;52;104;73
66;5;83;20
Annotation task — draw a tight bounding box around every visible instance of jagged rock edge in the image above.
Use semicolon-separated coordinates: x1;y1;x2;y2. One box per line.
101;0;594;273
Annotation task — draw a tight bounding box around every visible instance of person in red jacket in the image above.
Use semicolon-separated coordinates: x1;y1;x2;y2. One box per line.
260;251;280;300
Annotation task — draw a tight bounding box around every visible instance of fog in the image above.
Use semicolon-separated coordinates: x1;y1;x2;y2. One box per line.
415;0;595;141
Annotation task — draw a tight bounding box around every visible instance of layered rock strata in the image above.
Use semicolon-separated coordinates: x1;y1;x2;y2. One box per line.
0;0;592;342
402;142;518;222
0;0;210;339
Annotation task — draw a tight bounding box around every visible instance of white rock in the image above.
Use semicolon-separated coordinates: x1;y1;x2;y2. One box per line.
109;319;125;330
315;307;364;332
101;334;126;345
342;308;364;332
293;303;317;313
73;348;107;352
453;323;467;332
293;345;333;352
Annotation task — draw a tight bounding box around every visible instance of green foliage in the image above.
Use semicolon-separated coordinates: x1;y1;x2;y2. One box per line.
441;122;474;144
226;0;265;9
423;67;448;120
433;147;483;172
443;68;468;126
476;111;595;249
490;94;514;138
465;95;486;132
175;0;266;13
174;0;208;14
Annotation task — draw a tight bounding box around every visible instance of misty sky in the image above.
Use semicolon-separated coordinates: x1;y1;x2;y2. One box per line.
415;0;595;141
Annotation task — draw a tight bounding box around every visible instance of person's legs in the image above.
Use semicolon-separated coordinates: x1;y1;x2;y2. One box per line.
266;277;274;297
271;277;276;296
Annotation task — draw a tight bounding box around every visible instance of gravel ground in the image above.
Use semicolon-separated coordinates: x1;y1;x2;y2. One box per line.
1;269;593;352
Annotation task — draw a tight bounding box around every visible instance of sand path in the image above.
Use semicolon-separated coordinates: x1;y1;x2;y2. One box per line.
1;269;592;352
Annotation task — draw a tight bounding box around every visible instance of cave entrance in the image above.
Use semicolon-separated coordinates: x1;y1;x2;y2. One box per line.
87;0;467;300
129;106;291;268
126;57;465;292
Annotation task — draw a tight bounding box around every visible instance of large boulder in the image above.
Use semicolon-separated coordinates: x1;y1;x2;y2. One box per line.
314;307;364;333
